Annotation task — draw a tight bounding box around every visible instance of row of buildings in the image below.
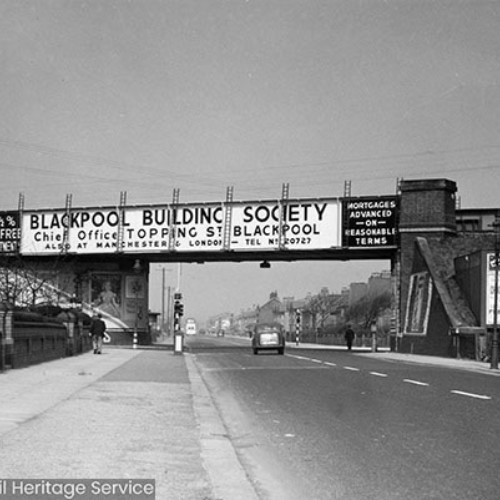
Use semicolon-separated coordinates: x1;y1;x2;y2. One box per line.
206;269;392;342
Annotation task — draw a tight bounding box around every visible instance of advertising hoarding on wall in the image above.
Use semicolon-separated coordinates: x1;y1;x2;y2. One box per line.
18;196;397;256
485;252;500;325
404;271;433;335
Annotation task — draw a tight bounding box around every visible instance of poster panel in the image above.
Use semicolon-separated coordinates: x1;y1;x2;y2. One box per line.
485;252;500;325
90;273;122;319
404;271;433;335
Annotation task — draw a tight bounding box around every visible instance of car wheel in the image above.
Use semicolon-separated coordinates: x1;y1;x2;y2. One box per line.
253;348;258;355
278;348;284;355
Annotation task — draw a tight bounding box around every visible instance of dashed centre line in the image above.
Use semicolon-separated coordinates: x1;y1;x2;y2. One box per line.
403;379;429;387
451;390;491;400
286;355;494;401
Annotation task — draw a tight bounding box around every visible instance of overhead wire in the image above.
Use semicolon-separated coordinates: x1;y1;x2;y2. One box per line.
1;138;500;204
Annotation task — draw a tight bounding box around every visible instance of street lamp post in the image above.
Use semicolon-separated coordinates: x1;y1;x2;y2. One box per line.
133;259;142;349
166;285;171;336
160;267;174;336
161;267;165;335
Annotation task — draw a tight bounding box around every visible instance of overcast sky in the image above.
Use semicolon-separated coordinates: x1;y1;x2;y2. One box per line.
2;1;500;323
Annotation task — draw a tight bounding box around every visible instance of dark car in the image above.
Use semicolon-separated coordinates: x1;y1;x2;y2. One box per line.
252;323;285;355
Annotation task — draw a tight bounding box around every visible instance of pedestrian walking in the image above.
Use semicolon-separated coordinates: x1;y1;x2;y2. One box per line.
90;313;106;354
344;324;355;351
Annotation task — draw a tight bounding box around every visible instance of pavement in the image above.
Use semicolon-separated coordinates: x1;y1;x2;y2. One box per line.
0;344;257;500
0;340;498;499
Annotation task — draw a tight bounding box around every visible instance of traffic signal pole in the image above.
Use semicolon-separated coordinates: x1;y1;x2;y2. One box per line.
173;293;184;355
295;309;301;346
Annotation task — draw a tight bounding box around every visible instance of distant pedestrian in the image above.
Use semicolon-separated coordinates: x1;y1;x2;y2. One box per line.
344;324;355;351
90;313;106;354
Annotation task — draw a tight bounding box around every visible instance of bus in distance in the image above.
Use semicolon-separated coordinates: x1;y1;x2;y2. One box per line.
185;318;197;335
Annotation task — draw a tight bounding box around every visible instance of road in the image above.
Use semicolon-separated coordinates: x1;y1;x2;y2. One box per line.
186;334;500;500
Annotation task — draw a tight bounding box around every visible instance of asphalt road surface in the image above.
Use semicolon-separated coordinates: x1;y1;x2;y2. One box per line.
186;334;500;500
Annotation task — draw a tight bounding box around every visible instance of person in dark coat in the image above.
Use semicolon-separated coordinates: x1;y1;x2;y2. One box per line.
90;313;106;354
344;324;355;351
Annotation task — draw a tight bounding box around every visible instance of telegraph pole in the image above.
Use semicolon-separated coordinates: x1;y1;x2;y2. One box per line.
491;214;500;369
161;267;165;334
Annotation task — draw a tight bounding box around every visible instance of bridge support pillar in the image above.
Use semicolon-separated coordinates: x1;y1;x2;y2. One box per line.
398;178;457;340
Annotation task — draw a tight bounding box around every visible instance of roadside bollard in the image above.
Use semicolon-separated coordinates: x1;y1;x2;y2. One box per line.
371;323;378;352
174;330;184;355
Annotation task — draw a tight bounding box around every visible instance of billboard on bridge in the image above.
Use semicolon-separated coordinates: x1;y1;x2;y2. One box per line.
0;211;20;253
342;197;398;248
15;195;397;256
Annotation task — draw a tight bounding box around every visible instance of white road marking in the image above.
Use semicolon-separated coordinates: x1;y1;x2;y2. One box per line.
451;390;492;400
324;362;337;367
370;372;388;377
403;379;429;386
310;359;324;364
343;366;360;371
205;366;327;371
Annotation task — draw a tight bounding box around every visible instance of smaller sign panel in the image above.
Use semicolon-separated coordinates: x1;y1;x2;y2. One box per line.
485;252;500;325
342;197;398;248
0;211;21;253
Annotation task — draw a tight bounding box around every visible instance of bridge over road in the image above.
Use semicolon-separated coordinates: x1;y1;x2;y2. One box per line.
0;177;498;360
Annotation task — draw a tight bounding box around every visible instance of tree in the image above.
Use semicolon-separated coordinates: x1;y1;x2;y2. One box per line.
0;254;75;308
347;290;392;331
306;288;347;332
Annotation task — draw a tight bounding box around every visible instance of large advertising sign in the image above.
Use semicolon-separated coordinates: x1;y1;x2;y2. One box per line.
18;196;397;256
20;199;343;255
342;197;397;248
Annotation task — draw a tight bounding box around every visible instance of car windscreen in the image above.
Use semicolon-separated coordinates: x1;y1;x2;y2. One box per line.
255;326;280;334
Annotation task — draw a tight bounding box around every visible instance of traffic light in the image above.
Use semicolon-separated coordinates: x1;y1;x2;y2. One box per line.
174;300;184;317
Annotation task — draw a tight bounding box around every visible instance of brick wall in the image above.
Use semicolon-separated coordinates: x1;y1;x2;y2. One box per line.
12;322;68;368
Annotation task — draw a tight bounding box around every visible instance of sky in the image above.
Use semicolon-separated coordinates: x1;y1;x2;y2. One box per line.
2;0;500;324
